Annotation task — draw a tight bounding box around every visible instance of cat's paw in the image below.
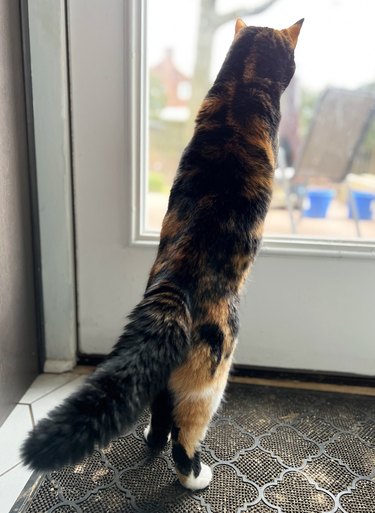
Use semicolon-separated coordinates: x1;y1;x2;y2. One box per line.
180;463;212;491
144;425;171;448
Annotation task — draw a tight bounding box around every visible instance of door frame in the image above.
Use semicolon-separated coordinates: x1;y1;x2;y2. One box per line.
26;0;77;372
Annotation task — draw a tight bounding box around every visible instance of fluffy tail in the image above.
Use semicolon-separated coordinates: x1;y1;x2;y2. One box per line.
21;284;191;471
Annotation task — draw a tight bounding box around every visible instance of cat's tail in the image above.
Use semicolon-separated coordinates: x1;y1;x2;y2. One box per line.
21;283;191;471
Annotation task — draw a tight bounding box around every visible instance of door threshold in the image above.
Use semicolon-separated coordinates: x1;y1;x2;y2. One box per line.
230;375;375;397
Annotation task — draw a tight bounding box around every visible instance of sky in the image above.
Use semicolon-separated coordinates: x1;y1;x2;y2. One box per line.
148;0;375;92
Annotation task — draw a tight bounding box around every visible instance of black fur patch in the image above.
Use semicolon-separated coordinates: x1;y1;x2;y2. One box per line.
172;442;201;478
171;425;180;442
147;389;174;450
199;323;224;366
21;291;191;471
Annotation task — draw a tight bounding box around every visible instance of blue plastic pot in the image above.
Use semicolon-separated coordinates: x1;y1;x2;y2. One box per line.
348;190;375;220
303;189;335;218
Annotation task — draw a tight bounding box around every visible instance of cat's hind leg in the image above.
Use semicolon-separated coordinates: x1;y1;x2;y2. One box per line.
144;389;173;450
171;395;214;491
169;339;233;490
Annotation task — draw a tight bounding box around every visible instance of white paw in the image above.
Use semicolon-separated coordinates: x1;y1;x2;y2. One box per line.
180;463;212;491
143;425;151;442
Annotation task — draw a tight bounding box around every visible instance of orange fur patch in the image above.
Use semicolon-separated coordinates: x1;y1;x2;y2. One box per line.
170;347;233;457
160;209;184;239
197;96;224;119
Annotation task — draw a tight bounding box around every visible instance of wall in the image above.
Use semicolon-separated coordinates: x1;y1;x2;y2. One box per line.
0;0;39;425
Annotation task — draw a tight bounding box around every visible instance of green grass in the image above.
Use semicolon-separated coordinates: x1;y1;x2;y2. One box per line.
148;171;169;194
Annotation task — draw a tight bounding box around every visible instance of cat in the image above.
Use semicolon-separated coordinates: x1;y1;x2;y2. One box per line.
22;18;303;491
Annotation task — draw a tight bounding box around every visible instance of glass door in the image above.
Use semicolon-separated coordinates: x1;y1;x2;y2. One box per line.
68;0;375;376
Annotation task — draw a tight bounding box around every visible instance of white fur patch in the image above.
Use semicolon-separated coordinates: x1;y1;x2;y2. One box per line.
143;425;151;442
180;463;212;490
185;386;216;401
211;385;226;415
181;380;227;418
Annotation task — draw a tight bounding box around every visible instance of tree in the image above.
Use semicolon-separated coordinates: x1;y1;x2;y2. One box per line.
188;0;279;128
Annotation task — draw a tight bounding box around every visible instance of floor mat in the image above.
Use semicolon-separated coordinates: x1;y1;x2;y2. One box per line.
12;383;375;513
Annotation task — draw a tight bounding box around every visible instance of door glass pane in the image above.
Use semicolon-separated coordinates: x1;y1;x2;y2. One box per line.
145;0;375;240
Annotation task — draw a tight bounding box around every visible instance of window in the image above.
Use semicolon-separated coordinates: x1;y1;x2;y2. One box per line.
142;0;375;244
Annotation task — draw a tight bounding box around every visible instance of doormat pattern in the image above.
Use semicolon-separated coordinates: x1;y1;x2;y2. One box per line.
12;384;375;513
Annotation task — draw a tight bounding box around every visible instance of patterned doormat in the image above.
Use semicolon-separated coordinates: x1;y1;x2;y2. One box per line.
12;383;375;513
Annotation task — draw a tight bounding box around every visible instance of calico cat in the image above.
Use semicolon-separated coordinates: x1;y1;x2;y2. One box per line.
22;18;303;490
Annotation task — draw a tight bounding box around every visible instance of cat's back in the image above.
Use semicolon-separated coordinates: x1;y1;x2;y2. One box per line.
148;20;301;298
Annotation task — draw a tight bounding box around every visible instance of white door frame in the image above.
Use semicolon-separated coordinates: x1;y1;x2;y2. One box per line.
27;0;77;372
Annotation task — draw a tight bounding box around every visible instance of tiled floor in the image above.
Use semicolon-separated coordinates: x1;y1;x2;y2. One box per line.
0;371;87;513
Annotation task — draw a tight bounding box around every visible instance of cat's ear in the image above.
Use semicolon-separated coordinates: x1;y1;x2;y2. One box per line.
234;18;247;37
282;18;304;49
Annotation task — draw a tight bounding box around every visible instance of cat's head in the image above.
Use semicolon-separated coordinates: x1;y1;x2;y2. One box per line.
230;18;304;91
